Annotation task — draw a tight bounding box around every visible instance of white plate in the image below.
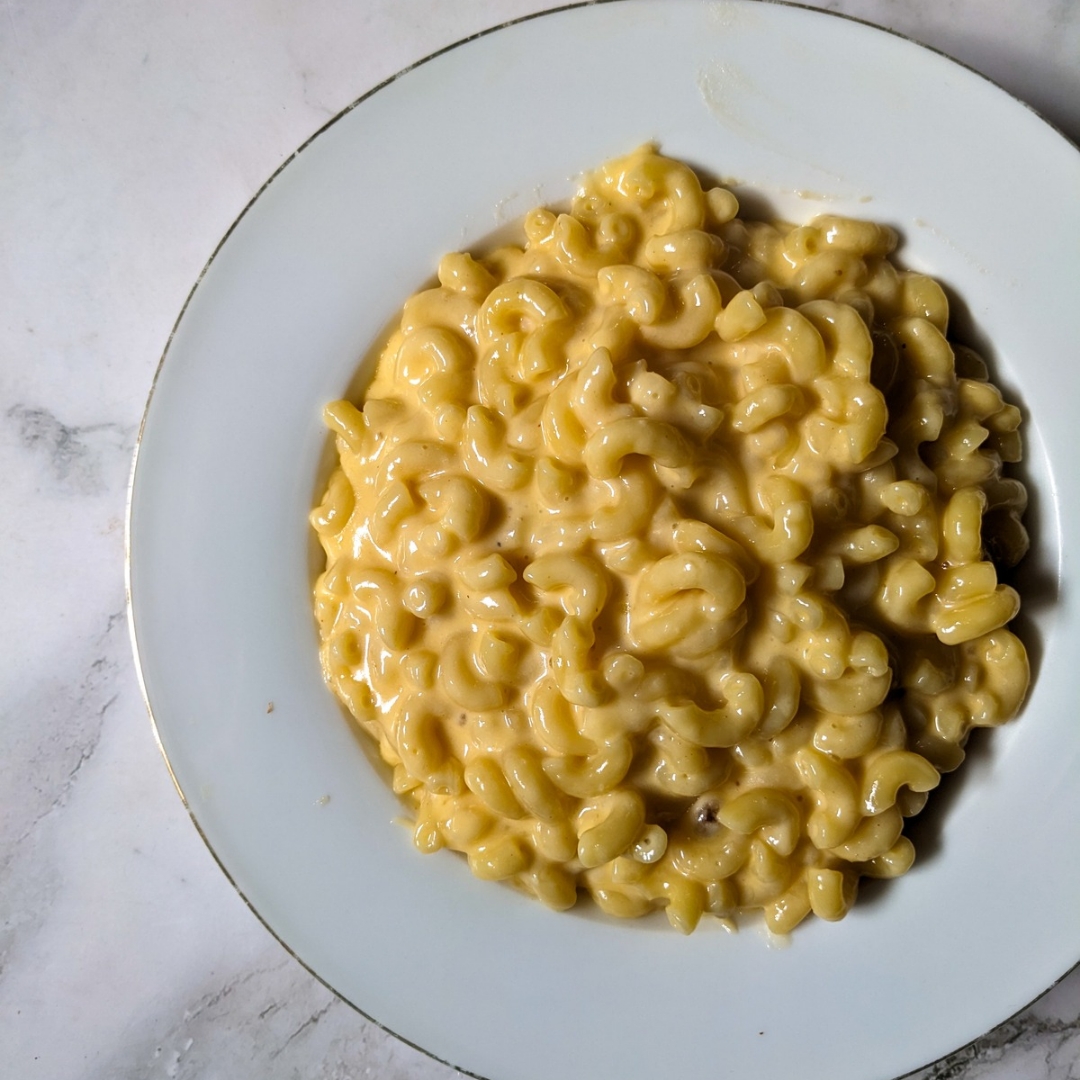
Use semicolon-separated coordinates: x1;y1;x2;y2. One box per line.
127;3;1080;1078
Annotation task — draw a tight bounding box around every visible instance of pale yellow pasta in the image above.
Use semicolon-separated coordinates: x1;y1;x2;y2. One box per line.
311;146;1030;933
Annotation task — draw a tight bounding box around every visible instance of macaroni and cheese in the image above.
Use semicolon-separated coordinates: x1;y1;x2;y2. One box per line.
311;147;1029;932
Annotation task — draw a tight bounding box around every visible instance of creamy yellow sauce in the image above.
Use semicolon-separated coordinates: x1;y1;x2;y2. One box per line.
311;147;1029;933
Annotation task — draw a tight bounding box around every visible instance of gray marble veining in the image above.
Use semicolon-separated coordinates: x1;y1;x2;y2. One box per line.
2;2;1078;1078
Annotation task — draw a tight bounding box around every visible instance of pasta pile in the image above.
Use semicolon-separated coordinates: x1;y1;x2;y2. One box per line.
311;147;1029;932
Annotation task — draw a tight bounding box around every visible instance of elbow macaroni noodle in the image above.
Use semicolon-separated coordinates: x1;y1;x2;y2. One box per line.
311;147;1030;933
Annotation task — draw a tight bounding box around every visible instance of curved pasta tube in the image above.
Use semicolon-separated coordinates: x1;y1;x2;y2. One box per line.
396;326;473;385
549;617;607;707
625;362;724;439
476;278;569;349
762;880;813;934
442;803;496;847
669;827;750;885
831;806;903;862
475;629;521;683
631;824;668;865
863;836;916;879
876;556;937;633
570;301;639;366
524;553;610;622
436;251;496;297
586;861;653;917
522;863;578;911
529;513;593;553
728;307;828;383
630;551;747;656
476;346;528;417
394;699;462;794
543;737;634;798
658;672;764;747
909;629;1029;747
589;470;659;542
535;456;580;508
654;876;708;934
502;745;570;825
468;837;530;881
751;839;796;891
401;285;479;337
639;274;722;350
671;519;758;581
732;478;813;564
368;479;418;548
577;789;647;869
460;552;514;587
583;417;692;479
571;347;634;433
890;316;955;385
457;579;519;623
716;288;768;342
391;763;421;795
862;750;940;814
717;789;801;856
729;383;803;434
417;474;489;544
638;550;746;611
310;468;355;540
930;420;1001;490
757;656;801;737
878;480;927;517
892;387;951;452
519;320;570;382
896;273;950;331
803;629;891;715
705;185;739;226
439;632;504;711
816;214;897;257
539;378;588;466
591;889;653;919
348;567;417;650
378;439;455;487
411;808;444;854
812;710;882;759
463;756;525;819
593;146;707;234
803;376;888;466
597;264;667;325
790;249;864;300
323;398;368;450
475;279;570;414
826;525;899;564
795;748;861;849
933;488;1019;641
934;569;1020;645
531;819;578;864
528;678;592;756
648;725;726;796
643;229;724;273
463;405;532;491
548;212;625;277
400;648;438;690
798;299;875;380
738;841;795;909
807;867;856;922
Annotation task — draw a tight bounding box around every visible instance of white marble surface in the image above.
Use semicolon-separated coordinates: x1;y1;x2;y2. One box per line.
2;1;1079;1077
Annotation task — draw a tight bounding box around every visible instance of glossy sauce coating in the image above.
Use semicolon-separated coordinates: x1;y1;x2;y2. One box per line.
311;147;1029;932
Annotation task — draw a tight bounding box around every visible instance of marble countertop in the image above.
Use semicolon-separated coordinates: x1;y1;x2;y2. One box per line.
3;1;1079;1077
